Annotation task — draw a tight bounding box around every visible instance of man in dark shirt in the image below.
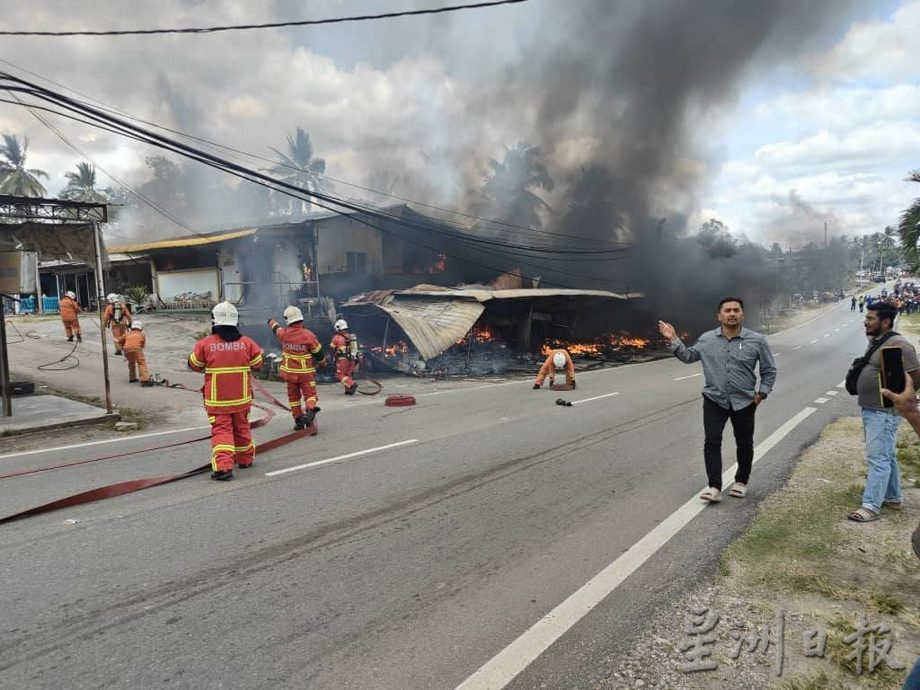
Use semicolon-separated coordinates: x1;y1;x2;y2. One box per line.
658;297;777;503
850;302;920;522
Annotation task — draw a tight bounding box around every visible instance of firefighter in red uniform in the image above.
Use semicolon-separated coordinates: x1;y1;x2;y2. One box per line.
268;305;326;430
188;301;263;481
330;319;359;395
533;348;576;389
103;293;133;356
59;290;82;342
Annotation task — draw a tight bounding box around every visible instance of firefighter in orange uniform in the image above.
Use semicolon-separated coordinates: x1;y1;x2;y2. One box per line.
103;293;133;355
268;305;326;430
188;302;263;481
117;321;154;386
59;290;82;342
330;319;359;395
533;348;576;389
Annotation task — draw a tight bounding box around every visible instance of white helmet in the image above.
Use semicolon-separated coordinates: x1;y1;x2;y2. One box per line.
334;319;348;332
130;321;143;331
106;293;118;303
212;301;239;327
64;290;76;299
553;351;566;368
283;305;304;325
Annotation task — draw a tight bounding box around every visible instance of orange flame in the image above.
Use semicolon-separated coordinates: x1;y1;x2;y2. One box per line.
541;332;651;356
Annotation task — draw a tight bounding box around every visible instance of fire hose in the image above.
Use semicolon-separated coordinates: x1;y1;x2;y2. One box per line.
0;378;310;525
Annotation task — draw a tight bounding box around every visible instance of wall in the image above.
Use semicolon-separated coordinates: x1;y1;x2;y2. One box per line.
317;216;383;276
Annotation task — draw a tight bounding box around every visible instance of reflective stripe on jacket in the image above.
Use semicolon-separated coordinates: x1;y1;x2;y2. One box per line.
268;321;324;376
188;334;263;414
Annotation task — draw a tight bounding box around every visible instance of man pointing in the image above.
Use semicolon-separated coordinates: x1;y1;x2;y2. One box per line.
658;297;777;503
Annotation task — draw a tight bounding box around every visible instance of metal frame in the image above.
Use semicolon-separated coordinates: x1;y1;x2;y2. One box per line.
0;194;108;223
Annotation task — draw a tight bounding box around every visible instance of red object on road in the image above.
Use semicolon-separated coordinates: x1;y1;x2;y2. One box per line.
384;394;416;407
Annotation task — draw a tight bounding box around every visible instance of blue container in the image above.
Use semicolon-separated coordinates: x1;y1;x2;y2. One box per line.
42;296;60;313
19;296;36;314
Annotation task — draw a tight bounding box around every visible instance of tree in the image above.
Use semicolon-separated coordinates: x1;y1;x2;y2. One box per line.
268;127;326;216
0;134;48;197
898;171;920;273
60;162;108;203
561;164;624;241
474;143;553;231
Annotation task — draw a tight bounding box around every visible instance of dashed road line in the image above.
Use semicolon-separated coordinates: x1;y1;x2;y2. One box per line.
571;392;620;405
826;391;838;396
674;373;702;381
814;397;829;404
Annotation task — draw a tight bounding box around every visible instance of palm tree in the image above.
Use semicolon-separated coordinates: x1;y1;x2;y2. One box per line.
60;162;108;203
268;128;326;216
898;171;920;273
0;134;48;197
475;143;553;231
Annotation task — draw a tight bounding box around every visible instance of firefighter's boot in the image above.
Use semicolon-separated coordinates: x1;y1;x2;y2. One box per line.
211;469;233;481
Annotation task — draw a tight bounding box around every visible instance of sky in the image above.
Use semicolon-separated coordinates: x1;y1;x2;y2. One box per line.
0;0;917;248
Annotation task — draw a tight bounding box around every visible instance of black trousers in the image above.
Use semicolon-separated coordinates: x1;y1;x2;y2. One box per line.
702;395;756;490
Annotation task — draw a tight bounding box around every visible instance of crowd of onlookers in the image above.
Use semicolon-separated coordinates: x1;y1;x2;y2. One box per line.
853;281;920;315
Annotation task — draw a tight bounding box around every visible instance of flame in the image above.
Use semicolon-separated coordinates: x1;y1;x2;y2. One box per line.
541;332;651;357
456;325;498;345
429;253;447;273
370;341;410;357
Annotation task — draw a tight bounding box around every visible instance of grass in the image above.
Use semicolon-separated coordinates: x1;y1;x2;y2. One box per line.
778;670;832;690
825;615;906;688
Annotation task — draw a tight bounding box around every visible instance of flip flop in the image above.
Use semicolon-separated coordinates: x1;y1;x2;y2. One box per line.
729;483;747;498
848;507;879;522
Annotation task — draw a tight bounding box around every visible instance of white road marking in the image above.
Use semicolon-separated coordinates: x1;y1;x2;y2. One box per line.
826;391;838;396
814;397;828;404
673;373;702;381
837;380;846;388
834;328;841;332
454;407;817;690
0;424;210;459
773;353;783;358
793;345;803;350
810;339;819;344
823;333;831;338
264;439;418;476
571;392;619;405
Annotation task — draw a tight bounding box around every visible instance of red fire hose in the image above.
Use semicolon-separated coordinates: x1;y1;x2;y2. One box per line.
0;377;310;525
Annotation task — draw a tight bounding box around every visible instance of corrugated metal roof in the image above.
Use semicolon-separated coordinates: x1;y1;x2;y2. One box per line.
108;228;256;253
345;285;639;305
347;296;484;361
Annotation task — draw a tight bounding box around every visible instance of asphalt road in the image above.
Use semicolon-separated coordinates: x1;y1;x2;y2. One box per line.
0;302;872;689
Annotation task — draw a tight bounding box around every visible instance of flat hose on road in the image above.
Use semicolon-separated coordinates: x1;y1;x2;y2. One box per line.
0;378;311;525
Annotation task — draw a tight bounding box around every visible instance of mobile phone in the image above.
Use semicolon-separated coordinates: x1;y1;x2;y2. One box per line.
880;346;906;408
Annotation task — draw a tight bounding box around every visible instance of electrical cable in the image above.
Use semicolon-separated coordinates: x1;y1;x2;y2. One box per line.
1;73;632;290
0;58;628;251
0;1;530;37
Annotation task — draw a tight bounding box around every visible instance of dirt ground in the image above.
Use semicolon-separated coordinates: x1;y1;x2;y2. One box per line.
599;417;920;690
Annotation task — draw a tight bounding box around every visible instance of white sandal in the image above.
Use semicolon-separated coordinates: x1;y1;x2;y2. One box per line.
700;487;722;503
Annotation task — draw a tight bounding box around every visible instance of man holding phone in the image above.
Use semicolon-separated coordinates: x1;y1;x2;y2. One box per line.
850;302;920;522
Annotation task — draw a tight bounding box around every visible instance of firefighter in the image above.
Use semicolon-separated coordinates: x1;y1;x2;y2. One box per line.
188;301;263;481
330;319;359;395
533;348;576;389
117;321;154;386
103;293;133;356
268;305;326;430
59;290;82;342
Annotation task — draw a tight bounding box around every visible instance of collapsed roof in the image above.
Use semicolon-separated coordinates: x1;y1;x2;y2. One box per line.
341;284;640;360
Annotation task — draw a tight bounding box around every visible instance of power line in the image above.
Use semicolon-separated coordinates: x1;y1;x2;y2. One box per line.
0;0;529;37
0;73;631;290
0;57;628;251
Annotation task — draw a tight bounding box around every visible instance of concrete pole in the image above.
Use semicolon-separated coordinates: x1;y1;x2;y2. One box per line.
92;222;113;415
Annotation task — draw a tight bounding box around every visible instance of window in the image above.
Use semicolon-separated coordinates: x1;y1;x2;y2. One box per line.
346;252;368;274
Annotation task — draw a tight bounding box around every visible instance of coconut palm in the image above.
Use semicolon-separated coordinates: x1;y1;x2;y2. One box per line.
475;143;553;231
60;162;108;203
0;134;48;197
898;171;920;273
268;128;326;216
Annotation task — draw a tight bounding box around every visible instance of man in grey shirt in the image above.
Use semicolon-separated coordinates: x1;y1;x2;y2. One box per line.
658;297;777;503
849;301;920;522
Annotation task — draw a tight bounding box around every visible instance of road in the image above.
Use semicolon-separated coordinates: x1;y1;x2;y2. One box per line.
0;302;870;689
